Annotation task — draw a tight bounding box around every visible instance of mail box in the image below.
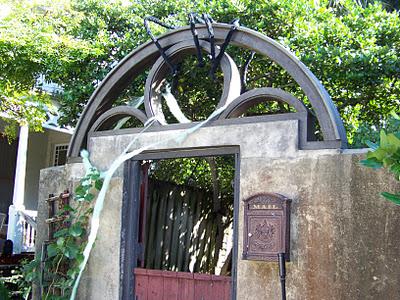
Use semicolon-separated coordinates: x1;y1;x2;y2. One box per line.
242;193;291;261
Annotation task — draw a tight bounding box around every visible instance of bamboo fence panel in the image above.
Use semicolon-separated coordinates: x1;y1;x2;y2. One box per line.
144;179;232;274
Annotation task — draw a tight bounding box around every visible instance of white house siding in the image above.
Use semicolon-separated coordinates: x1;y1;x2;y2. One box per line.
0;136;17;215
46;130;72;167
24;132;49;210
24;129;71;211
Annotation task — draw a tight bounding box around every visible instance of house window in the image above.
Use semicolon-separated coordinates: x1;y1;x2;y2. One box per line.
53;144;68;166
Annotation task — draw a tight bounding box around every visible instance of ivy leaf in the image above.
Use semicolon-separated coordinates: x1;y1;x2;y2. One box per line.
381;192;400;205
61;204;75;213
95;179;103;190
67;268;77;280
54;228;68;238
84;193;95;202
360;158;383;169
81;178;92;187
75;185;86;197
69;223;83;237
56;237;65;247
47;244;58;258
90;171;101;180
64;243;79;259
366;140;379;151
76;253;84;264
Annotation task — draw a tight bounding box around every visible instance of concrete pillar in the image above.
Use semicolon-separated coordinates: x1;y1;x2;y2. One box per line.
7;124;29;253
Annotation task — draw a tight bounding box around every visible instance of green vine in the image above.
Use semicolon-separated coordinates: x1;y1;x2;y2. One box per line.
21;165;103;299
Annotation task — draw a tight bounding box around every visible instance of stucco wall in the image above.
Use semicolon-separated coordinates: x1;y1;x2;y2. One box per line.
237;150;400;300
36;163;122;300
35;120;400;299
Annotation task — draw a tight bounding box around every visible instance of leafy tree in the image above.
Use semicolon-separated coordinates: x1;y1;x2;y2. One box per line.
2;0;399;145
0;0;102;138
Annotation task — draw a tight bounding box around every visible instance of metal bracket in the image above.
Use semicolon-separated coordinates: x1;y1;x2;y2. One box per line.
210;18;240;78
188;13;204;67
144;16;177;76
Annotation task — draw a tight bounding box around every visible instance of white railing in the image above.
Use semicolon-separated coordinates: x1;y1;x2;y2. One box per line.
19;210;37;252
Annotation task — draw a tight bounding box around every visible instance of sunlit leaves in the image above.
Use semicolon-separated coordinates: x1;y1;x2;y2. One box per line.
0;0;103;135
362;126;400;205
381;192;400;205
1;0;399;145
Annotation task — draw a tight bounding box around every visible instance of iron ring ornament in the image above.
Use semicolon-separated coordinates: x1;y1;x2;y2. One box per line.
67;23;347;160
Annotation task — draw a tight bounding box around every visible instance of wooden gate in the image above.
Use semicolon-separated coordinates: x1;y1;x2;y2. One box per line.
134;268;231;300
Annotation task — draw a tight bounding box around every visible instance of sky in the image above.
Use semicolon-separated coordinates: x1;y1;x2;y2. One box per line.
0;3;11;19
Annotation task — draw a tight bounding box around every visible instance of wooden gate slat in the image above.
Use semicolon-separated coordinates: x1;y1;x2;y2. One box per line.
177;272;194;300
177;190;190;271
147;269;164;300
145;186;159;269
194;273;212;300
134;268;148;300
154;187;168;269
163;270;178;300
212;275;231;300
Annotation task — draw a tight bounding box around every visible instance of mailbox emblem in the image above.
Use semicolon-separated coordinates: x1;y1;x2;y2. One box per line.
243;193;291;261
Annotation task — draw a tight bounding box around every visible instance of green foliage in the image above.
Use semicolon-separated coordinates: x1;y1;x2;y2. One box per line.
2;0;399;145
351;115;400;148
0;280;10;300
0;87;52;140
1;258;38;299
60;0;400;143
0;0;101;137
361;112;400;205
19;167;103;299
150;156;235;199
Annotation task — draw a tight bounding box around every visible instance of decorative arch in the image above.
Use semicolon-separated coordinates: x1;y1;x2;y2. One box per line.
219;87;309;118
68;23;347;160
88;106;148;133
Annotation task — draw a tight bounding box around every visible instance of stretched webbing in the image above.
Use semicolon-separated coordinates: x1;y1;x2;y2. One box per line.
70;96;229;300
113;96;144;130
162;84;191;124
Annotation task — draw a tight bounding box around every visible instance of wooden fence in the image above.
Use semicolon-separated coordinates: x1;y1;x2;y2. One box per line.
143;179;233;275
